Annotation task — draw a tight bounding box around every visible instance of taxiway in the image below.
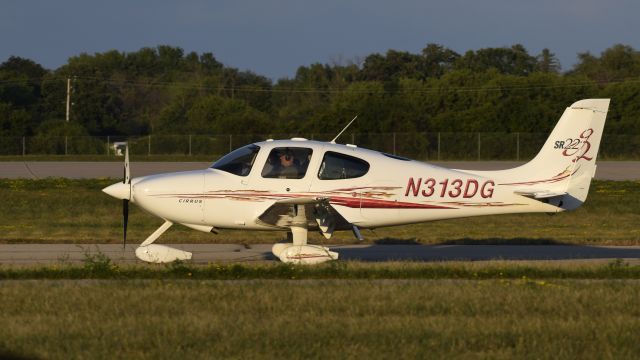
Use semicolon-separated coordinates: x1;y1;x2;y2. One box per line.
1;244;639;265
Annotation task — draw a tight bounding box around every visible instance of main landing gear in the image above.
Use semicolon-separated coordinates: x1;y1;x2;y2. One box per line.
271;204;339;264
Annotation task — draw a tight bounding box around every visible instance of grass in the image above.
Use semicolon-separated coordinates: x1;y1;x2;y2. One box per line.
1;178;640;245
1;259;640;280
3;178;638;359
0;278;639;359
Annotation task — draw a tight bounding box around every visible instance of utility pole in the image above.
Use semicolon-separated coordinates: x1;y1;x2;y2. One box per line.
65;77;72;122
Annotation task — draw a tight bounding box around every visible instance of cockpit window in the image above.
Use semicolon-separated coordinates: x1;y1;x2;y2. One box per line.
318;151;369;180
262;147;313;179
211;144;260;176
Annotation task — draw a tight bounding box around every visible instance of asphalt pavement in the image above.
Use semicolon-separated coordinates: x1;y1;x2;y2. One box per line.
2;243;640;265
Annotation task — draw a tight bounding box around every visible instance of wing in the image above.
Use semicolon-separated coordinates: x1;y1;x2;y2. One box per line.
256;197;352;238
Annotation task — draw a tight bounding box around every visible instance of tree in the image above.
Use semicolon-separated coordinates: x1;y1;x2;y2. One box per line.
0;102;30;137
0;56;47;79
454;44;537;75
359;50;421;82
536;48;561;73
418;43;460;78
571;44;640;83
185;95;269;134
0;56;47;109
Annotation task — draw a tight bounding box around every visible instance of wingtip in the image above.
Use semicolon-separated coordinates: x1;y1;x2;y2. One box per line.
570;99;610;112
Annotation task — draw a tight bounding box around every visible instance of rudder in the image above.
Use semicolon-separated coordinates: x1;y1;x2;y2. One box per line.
468;99;610;211
517;99;610;209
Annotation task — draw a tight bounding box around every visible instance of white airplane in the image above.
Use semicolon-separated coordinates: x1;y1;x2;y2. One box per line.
103;99;610;264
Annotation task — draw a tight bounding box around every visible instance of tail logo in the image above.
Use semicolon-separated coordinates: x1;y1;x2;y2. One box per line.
555;128;594;163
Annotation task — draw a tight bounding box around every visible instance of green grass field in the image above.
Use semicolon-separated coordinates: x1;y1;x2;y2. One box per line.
1;278;639;359
3;176;640;360
3;259;640;280
1;178;640;245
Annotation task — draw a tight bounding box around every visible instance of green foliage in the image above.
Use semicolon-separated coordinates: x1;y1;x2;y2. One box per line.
82;249;115;276
571;44;640;83
0;56;46;109
27;119;106;155
1;43;640;139
536;48;561;73
600;80;640;134
454;44;537;75
0;102;30;137
186;95;270;134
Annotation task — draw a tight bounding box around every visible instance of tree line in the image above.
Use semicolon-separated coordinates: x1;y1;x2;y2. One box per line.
1;43;639;139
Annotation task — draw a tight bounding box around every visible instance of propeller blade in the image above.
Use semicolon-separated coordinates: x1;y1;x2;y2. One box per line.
123;143;130;185
123;199;129;249
122;143;131;250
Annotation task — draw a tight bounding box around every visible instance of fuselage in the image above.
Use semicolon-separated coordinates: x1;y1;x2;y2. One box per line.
123;138;559;233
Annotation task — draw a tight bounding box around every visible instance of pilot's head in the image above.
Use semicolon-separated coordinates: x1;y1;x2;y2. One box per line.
278;149;294;167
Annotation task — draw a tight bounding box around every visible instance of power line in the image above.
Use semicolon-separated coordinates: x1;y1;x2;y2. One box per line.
1;74;639;95
72;75;628;94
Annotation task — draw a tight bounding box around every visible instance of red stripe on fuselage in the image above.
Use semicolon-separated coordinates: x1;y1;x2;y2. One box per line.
152;192;456;209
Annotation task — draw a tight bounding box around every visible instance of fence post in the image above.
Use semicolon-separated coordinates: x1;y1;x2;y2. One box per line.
393;132;396;155
477;133;481;160
22;136;25;156
189;135;192;156
107;136;110;156
148;135;151;156
516;132;520;161
65;136;68;156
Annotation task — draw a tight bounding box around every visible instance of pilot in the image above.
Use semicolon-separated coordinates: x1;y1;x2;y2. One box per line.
276;148;300;178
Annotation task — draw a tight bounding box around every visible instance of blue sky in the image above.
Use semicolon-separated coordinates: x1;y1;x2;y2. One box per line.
1;0;639;80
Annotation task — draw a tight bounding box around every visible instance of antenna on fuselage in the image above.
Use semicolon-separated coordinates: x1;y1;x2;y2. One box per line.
330;115;358;144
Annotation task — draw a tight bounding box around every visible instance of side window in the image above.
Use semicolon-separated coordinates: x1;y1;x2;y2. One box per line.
210;144;260;177
318;151;369;180
261;147;313;179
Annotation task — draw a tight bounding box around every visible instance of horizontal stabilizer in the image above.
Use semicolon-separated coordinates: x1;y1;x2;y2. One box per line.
514;190;567;199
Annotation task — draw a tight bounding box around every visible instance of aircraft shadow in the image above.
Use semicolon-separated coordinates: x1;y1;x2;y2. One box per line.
331;238;640;262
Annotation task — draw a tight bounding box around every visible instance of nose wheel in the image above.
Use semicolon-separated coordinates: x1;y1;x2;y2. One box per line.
134;220;192;263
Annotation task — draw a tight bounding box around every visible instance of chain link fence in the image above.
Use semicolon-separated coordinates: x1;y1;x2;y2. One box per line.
1;133;639;160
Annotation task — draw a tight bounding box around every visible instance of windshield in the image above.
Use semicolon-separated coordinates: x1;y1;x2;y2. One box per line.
211;144;260;176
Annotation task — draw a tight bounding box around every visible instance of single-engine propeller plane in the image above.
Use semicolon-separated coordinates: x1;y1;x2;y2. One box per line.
103;99;610;264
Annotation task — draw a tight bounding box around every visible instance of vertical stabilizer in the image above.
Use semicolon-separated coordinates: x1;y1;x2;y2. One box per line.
470;99;610;210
